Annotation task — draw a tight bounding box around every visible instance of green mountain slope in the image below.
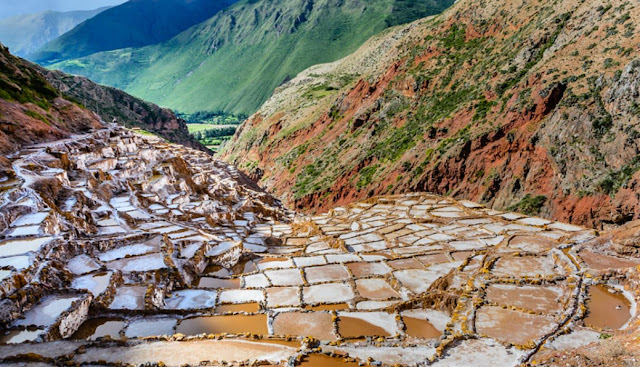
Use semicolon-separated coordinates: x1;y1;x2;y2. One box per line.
32;0;238;65
0;8;109;58
46;0;454;116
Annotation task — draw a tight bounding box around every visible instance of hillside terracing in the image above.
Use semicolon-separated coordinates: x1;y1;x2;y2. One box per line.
0;127;638;366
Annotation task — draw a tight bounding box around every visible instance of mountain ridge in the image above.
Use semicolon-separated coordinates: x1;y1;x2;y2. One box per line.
221;0;640;228
0;43;205;166
32;0;238;64
0;43;102;162
41;0;455;116
0;7;109;58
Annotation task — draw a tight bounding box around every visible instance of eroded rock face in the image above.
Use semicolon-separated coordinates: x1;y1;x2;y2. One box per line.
0;127;638;366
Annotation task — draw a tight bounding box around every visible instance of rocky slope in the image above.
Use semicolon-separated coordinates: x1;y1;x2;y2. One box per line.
0;126;638;366
38;68;207;152
0;43;102;163
0;7;109;58
31;0;238;64
222;0;640;228
0;43;204;155
44;0;455;116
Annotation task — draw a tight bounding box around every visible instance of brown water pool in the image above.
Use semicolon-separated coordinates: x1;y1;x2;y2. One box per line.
176;314;268;335
584;285;631;330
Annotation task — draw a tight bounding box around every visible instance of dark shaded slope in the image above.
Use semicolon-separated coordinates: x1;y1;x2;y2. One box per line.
33;0;237;64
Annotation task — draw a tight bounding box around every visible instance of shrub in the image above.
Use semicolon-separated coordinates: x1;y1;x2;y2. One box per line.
508;194;547;215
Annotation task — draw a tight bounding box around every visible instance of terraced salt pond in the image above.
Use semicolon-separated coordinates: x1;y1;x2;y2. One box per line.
0;126;637;366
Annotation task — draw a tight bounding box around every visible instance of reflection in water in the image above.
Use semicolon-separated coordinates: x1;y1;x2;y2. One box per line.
14;295;79;327
0;329;42;344
72;318;126;340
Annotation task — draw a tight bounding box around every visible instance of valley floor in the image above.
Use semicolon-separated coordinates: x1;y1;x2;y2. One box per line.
0;127;638;366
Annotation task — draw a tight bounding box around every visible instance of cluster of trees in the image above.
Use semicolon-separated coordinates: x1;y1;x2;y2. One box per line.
190;126;237;140
178;110;247;124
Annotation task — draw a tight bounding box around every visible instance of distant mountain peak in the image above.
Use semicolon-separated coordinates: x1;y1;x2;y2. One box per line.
31;0;240;64
0;7;110;57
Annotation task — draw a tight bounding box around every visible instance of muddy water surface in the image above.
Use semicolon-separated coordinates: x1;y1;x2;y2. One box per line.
198;277;241;289
176;314;268;335
338;316;390;338
297;354;360;366
579;250;640;270
306;303;350;311
584;285;631;330
403;316;441;339
215;302;261;313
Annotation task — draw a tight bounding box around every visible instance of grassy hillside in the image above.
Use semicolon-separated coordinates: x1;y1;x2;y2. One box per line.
32;0;238;64
46;0;455;116
0;8;109;58
221;0;640;228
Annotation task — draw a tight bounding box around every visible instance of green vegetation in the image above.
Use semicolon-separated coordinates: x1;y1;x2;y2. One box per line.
294;155;338;199
187;124;237;135
508;194;548;215
386;0;453;26
357;165;380;188
303;83;339;100
46;0;454;116
277;142;310;170
178;110;246;124
24;109;49;124
187;124;238;150
369;88;474;162
598;155;640;196
495;13;571;96
473;97;497;121
185;111;243;148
